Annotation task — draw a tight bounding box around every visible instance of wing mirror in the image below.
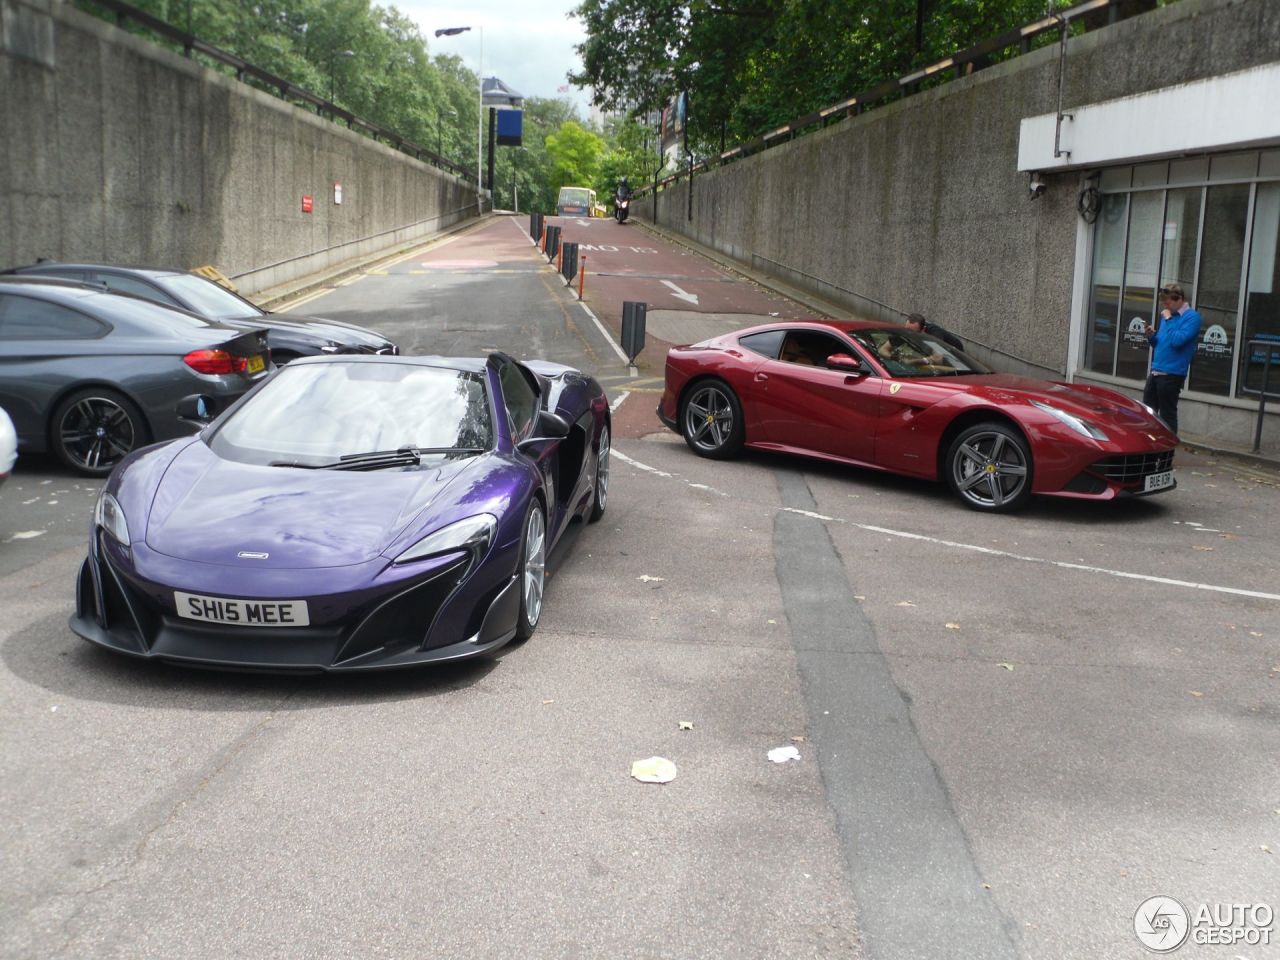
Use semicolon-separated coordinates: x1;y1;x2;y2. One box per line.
176;394;216;422
825;353;865;373
520;410;571;449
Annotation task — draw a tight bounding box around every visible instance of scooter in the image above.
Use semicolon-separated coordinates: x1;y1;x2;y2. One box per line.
613;195;630;224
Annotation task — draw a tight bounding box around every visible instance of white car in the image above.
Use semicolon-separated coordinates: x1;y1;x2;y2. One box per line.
0;406;16;488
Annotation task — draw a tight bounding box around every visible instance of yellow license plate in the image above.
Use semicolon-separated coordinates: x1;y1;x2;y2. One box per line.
247;354;265;375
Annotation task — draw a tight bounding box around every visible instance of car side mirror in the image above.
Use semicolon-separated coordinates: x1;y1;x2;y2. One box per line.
176;394;216;422
825;353;864;373
520;410;570;448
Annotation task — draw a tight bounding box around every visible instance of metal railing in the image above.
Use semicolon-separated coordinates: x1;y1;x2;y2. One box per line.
82;0;475;182
638;0;1129;196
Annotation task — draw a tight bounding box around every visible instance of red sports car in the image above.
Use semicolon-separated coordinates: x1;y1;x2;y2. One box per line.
657;320;1179;512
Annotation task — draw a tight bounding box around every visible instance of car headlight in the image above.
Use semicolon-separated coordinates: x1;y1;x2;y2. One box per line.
394;514;496;564
94;492;131;546
1030;400;1110;441
319;344;342;354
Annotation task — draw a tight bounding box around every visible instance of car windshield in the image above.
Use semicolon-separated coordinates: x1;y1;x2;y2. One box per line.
209;361;492;467
849;329;990;378
157;274;264;320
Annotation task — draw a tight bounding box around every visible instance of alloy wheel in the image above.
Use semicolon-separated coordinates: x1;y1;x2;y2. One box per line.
950;429;1030;510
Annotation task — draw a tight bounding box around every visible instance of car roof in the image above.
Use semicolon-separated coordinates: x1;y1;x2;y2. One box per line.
8;262;185;279
0;277;246;332
737;318;898;336
0;277;108;298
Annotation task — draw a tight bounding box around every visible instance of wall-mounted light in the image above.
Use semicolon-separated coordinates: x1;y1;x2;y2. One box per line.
1028;171;1047;199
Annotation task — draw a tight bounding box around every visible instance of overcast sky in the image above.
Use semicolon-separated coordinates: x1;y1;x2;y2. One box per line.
396;0;593;121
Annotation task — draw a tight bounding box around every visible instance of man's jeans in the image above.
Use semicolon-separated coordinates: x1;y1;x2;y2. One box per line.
1143;373;1185;436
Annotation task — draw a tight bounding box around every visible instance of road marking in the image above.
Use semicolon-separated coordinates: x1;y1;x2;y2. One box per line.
660;280;699;305
612;451;1280;602
609;391;629;413
579;302;630;364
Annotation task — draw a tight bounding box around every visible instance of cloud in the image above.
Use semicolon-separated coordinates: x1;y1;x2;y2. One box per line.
396;0;592;120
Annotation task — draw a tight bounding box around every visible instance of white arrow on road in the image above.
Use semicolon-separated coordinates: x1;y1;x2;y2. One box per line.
661;280;699;305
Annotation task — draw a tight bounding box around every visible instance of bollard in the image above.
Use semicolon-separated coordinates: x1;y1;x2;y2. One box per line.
561;242;578;284
621;301;647;364
545;225;561;261
578;255;587;300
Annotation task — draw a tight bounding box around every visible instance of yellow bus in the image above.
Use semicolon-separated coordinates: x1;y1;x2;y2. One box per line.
556;186;597;217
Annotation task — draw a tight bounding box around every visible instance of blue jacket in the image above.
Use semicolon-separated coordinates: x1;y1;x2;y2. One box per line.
1148;307;1201;377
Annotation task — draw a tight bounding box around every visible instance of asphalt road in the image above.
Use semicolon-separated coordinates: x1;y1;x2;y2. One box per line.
2;214;1277;960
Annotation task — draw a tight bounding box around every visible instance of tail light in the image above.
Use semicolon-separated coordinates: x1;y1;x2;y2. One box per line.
183;349;247;375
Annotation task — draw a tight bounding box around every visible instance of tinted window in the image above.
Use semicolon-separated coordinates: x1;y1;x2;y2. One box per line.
210;362;492;466
155;274;263;320
778;331;848;366
0;294;109;340
850;329;990;377
739;330;785;358
498;360;538;439
94;273;178;304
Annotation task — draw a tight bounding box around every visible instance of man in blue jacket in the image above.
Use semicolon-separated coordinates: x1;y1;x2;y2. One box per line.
1143;283;1201;436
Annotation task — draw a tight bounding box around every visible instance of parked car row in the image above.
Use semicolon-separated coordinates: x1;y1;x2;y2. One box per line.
0;264;400;477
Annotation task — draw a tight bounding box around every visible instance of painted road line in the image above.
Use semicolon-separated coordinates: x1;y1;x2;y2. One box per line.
660;279;699;305
579;302;630;364
613;450;1280;602
609;391;629;414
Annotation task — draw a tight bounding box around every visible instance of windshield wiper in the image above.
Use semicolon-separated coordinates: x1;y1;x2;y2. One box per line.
269;445;485;470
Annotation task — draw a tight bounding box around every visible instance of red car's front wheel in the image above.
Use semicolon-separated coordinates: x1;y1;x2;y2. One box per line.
945;422;1033;512
680;380;745;459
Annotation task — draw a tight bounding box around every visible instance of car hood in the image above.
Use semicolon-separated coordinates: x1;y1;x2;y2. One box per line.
942;373;1158;426
271;312;393;348
144;441;488;568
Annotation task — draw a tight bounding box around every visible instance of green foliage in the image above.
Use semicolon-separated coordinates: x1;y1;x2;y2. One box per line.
73;0;481;170
570;0;1076;155
544;121;606;197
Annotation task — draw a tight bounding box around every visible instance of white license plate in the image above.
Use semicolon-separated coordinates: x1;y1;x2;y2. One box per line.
1144;470;1174;492
175;591;310;627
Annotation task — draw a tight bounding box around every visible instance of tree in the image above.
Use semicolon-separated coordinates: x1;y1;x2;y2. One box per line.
544;121;605;196
569;0;1075;156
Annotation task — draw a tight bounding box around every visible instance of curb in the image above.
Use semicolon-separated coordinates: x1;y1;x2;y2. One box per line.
255;215;496;310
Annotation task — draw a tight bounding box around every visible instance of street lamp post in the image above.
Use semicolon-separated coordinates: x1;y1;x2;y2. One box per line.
434;25;483;204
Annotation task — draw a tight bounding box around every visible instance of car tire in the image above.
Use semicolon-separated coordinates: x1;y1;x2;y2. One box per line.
50;388;149;477
945;422;1033;513
588;423;609;522
515;498;547;641
680;379;745;460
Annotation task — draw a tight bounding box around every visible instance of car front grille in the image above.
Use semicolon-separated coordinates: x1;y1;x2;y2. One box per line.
1088;450;1175;482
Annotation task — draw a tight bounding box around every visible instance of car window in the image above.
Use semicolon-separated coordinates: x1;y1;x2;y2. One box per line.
497;359;539;440
777;331;847;367
738;330;785;358
23;267;89;283
849;329;989;377
155;274;264;320
93;273;177;304
0;293;109;340
209;362;492;465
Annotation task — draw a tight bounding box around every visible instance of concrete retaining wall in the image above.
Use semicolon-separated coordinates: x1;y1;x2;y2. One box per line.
641;0;1280;383
0;0;477;294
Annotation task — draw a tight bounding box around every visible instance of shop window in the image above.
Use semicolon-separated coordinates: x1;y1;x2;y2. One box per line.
1191;184;1250;396
1241;182;1280;396
1116;192;1164;382
1086;193;1127;375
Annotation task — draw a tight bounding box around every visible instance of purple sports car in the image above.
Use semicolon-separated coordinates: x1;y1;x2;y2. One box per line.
70;352;611;671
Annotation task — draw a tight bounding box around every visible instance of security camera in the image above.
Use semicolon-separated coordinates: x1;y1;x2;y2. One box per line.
1028;172;1047;199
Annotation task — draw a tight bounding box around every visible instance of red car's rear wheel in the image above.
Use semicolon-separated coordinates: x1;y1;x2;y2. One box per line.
680;380;745;459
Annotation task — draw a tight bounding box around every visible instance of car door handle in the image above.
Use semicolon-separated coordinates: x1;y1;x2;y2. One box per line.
755;372;769;382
